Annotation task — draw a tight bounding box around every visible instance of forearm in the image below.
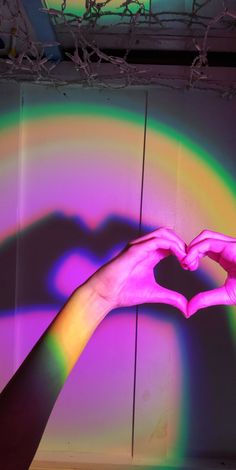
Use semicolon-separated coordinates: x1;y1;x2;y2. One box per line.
0;226;188;470
47;282;111;376
0;283;110;470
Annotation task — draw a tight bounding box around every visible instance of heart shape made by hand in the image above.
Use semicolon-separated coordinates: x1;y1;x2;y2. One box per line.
77;227;236;319
159;229;236;317
155;254;212;301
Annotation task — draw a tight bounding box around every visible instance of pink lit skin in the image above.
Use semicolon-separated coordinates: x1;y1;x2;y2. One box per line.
88;227;188;315
52;229;236;319
0;227;188;469
1;227;236;468
183;230;236;317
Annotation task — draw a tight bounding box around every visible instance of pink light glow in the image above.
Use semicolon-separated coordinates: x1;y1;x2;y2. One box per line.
51;251;100;298
1;100;235;463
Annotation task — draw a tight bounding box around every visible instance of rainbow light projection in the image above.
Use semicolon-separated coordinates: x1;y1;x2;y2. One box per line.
0;94;235;464
45;0;85;17
44;0;208;28
45;0;149;21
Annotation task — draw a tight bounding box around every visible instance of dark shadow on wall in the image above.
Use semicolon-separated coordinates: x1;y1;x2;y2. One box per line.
0;212;235;459
0;213;142;311
0;213;220;311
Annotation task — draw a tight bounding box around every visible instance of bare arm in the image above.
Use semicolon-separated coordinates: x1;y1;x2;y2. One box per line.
0;228;187;470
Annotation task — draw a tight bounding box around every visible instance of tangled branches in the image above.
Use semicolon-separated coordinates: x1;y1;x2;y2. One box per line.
0;0;235;95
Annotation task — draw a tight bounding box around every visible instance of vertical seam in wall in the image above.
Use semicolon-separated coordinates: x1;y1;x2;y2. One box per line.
13;84;24;371
131;90;149;458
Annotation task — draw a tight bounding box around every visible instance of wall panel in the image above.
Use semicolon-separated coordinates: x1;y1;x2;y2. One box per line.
15;85;146;462
0;83;21;389
0;83;235;466
134;89;236;464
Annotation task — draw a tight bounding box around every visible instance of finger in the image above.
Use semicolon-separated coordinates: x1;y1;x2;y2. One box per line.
151;285;188;317
136;237;187;263
129;228;186;253
182;238;227;271
188;230;236;250
187;286;229;317
129;228;171;244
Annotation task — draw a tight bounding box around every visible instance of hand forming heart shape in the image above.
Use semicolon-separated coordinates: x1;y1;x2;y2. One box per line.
88;228;236;319
182;229;236;317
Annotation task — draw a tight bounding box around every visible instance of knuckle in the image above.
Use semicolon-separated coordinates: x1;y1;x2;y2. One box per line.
128;243;139;252
200;229;209;237
228;291;236;304
157;227;172;236
198;293;207;308
225;284;236;304
156;227;165;235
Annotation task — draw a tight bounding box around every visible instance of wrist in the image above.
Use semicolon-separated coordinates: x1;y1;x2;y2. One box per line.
48;282;112;375
74;281;112;324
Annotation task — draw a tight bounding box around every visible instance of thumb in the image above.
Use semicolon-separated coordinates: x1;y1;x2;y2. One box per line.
188;286;229;317
152;285;188;318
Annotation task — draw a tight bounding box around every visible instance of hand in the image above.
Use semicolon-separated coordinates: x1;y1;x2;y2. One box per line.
0;228;187;469
182;230;236;317
85;228;188;317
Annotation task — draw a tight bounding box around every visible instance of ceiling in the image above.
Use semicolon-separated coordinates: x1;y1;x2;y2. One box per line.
0;0;236;89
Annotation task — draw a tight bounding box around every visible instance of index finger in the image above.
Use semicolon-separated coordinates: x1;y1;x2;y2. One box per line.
188;230;236;250
182;238;227;271
129;227;186;253
140;237;187;263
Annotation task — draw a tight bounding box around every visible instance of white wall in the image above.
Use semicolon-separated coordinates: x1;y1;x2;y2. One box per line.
0;82;235;466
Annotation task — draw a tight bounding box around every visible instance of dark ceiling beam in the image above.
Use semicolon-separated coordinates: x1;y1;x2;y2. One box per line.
64;48;236;67
21;0;62;62
55;26;236;53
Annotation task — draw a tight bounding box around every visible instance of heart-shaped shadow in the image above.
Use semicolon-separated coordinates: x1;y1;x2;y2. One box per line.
154;255;215;301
